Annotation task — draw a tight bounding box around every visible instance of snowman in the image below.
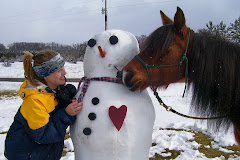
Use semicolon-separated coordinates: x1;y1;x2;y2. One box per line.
70;29;155;160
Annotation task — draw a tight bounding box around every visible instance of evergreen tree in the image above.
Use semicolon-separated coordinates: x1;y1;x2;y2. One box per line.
228;17;240;43
0;43;5;51
201;16;240;44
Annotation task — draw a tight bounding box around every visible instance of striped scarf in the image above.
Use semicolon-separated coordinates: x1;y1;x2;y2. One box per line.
77;77;123;102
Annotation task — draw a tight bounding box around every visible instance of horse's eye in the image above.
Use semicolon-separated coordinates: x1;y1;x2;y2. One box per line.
109;36;118;45
88;39;96;47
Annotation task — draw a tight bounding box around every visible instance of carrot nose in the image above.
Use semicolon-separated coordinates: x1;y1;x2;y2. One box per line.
98;46;105;58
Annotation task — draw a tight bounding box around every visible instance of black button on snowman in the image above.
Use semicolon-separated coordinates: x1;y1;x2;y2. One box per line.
88;112;97;120
83;97;99;135
92;97;99;105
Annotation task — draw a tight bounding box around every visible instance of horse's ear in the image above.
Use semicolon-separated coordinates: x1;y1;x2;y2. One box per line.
160;10;173;25
174;7;186;32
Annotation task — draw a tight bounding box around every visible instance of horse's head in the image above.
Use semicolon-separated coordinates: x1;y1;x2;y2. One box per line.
122;7;193;91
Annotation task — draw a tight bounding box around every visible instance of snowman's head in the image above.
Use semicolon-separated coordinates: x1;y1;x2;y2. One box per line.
83;30;139;78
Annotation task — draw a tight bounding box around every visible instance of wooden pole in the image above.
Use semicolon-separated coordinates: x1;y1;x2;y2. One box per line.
105;0;107;30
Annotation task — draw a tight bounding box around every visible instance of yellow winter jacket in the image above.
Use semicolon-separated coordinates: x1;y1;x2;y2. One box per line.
18;80;58;130
5;79;76;160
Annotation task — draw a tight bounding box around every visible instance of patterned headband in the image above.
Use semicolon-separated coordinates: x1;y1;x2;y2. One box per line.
33;53;65;78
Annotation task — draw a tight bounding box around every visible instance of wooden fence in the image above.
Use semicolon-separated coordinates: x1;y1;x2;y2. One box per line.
0;78;80;82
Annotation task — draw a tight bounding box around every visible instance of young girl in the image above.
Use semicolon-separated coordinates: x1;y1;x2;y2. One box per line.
4;50;82;160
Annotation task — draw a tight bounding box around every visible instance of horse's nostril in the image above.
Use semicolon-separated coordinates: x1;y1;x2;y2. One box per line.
125;70;134;81
124;70;134;87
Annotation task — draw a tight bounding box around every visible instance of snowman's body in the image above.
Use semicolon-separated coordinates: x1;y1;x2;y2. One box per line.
70;30;155;160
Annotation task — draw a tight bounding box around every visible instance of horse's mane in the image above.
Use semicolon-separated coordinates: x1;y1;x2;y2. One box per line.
188;31;240;130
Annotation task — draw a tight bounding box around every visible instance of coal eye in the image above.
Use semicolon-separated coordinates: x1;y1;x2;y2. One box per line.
109;36;118;45
88;39;96;47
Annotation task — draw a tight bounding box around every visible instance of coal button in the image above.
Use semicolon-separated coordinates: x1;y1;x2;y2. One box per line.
83;128;91;135
88;112;97;120
92;97;99;105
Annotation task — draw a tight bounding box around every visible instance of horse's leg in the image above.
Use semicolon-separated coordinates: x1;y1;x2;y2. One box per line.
234;123;240;145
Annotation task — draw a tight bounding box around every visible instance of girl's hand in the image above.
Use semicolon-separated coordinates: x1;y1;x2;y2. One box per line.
65;101;83;116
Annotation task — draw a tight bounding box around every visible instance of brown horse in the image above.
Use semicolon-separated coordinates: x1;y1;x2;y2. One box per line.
122;7;240;144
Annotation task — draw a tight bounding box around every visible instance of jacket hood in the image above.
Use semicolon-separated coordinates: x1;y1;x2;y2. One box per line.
18;80;50;100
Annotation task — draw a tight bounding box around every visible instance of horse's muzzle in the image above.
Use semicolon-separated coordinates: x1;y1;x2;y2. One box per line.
121;70;132;85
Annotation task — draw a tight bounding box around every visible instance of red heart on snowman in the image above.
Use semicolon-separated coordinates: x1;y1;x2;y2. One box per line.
109;105;127;131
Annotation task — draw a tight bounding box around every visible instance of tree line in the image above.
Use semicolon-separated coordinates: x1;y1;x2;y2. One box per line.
0;36;147;64
0;42;87;64
0;16;239;64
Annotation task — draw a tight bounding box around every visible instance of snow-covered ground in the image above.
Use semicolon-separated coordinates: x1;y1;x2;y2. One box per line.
0;62;239;160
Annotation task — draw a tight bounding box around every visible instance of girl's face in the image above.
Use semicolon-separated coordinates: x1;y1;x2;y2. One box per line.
44;66;66;89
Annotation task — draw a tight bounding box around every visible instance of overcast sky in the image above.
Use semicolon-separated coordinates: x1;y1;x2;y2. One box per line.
0;0;239;47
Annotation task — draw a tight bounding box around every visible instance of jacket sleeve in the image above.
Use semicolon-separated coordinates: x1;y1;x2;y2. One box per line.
30;108;76;144
20;97;76;144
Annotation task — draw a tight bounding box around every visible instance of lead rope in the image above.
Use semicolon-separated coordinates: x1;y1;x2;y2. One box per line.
153;91;226;119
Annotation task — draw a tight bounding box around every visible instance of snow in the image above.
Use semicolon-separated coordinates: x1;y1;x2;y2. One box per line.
0;61;239;160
